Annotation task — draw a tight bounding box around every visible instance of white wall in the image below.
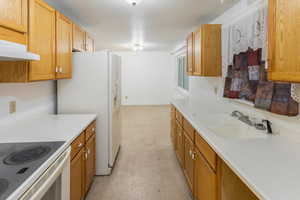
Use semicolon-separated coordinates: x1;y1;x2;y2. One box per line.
0;81;56;120
117;51;174;105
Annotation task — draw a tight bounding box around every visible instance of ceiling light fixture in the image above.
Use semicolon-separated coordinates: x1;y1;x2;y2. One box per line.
125;0;142;6
133;44;143;51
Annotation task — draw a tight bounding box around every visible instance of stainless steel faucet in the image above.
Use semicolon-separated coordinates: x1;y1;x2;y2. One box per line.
231;110;273;134
231;110;253;126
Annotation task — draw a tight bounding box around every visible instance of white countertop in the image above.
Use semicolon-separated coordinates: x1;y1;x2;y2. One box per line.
0;114;97;200
171;97;300;200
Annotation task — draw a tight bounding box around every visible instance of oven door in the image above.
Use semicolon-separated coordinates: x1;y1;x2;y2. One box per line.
19;147;71;200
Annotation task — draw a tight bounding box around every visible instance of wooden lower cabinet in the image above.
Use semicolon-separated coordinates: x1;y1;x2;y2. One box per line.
71;148;85;200
183;132;194;192
85;134;96;193
175;121;184;167
171;106;259;200
70;121;96;199
219;159;258;200
194;147;217;200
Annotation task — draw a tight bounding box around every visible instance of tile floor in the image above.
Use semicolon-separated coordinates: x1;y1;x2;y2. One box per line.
86;105;192;200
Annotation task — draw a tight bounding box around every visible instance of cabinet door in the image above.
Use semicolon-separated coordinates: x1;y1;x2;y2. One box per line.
28;0;56;81
194;147;217;200
56;12;72;79
170;106;176;149
268;0;300;82
71;148;85;200
0;0;27;33
220;160;258;200
73;24;85;52
183;132;194;192
186;32;194;75
193;28;202;76
175;122;184;167
85;134;96;193
85;33;95;52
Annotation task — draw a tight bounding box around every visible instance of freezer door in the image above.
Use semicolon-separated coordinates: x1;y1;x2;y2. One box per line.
109;54;122;167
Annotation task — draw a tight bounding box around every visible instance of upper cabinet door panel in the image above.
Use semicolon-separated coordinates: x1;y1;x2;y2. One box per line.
194;28;202;76
73;24;85;52
56;12;72;79
187;32;194;75
85;33;94;52
0;0;28;33
28;0;56;81
268;0;300;82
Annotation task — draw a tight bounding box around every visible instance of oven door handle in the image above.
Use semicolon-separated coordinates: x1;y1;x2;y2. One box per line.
19;148;71;200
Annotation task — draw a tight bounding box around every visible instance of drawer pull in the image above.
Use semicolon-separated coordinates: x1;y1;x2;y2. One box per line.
192;153;196;160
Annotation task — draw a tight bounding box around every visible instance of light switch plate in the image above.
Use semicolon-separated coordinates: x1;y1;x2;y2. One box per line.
9;101;16;114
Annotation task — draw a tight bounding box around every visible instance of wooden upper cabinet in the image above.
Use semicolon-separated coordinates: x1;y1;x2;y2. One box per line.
72;24;85;52
187;32;194;75
268;0;300;82
71;148;85;200
85;33;95;52
0;0;28;44
187;24;221;77
194;147;217;200
28;0;56;81
56;12;72;79
85;134;96;193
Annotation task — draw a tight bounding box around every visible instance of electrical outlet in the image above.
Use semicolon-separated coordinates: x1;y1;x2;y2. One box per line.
9;101;16;114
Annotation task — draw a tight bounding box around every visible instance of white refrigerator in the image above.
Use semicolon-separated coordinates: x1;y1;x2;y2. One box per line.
57;51;122;175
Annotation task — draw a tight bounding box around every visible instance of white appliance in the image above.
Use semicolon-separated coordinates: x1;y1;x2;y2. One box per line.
57;51;122;175
0;40;40;61
19;147;71;200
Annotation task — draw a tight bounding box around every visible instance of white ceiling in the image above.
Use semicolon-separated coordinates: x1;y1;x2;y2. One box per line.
48;0;238;51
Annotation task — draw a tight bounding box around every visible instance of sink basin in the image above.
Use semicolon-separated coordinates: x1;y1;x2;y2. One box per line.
202;114;268;140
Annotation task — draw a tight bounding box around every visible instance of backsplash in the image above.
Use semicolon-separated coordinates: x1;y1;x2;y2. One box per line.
0;82;55;120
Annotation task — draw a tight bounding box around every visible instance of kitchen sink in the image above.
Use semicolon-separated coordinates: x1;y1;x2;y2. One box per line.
202;114;269;140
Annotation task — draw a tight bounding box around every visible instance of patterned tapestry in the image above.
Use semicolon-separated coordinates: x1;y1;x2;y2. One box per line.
222;5;299;116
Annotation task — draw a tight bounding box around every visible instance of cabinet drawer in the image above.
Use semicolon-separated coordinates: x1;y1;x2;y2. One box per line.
86;121;96;142
175;110;183;124
183;118;195;141
71;132;85;160
195;132;217;171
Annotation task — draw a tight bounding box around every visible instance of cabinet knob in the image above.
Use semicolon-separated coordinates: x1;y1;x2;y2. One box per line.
87;149;91;155
59;67;63;73
78;143;83;148
192;152;196;160
55;67;59;73
85;152;88;159
92;128;95;132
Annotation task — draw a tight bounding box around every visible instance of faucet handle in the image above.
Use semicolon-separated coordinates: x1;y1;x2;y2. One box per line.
262;119;273;134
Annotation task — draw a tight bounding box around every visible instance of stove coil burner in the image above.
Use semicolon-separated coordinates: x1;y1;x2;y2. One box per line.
3;146;51;165
0;178;9;197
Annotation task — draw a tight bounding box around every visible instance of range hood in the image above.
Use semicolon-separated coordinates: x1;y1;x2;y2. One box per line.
0;40;40;61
